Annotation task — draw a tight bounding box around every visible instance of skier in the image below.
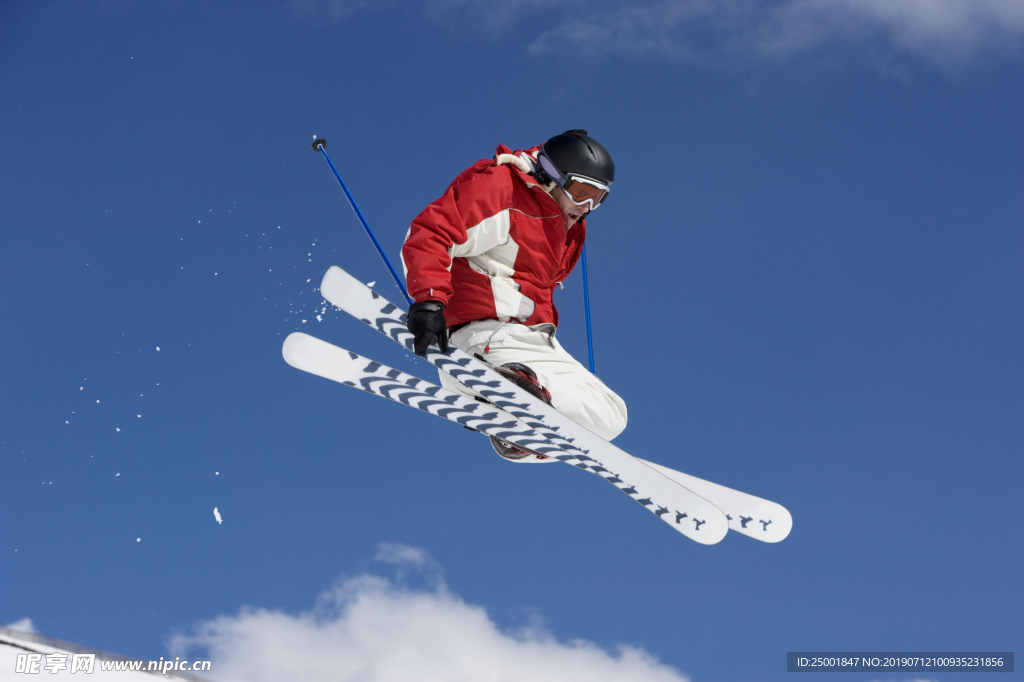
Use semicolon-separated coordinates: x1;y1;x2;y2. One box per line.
401;130;628;458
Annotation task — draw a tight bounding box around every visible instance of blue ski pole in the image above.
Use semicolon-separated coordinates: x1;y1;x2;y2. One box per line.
581;244;595;373
312;137;414;306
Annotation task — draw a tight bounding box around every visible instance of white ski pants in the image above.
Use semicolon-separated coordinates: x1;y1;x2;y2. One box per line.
438;320;628;441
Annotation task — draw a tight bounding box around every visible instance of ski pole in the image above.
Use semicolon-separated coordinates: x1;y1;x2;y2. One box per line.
581;244;595;373
312;137;414;306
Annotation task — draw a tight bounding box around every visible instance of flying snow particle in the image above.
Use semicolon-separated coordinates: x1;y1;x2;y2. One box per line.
156;346;160;351
137;415;141;418
136;538;140;542
80;387;83;390
306;279;311;283
116;428;120;432
96;400;100;403
302;319;307;323
215;472;219;475
316;315;322;322
213;508;223;524
116;473;120;477
367;281;375;287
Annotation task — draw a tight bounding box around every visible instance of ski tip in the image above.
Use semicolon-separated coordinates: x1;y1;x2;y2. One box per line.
283;332;310;344
282;332;314;368
321;265;351;300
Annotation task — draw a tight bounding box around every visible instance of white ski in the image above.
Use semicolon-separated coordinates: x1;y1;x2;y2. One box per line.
318;265;792;543
283;332;728;544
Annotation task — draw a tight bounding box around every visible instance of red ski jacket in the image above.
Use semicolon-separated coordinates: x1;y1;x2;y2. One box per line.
401;144;586;329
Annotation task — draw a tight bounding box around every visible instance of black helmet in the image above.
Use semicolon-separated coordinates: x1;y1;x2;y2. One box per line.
536;129;615;186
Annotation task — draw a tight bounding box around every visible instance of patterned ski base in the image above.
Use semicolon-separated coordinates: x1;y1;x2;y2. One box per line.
283;333;563;459
316;265;792;543
283;332;728;545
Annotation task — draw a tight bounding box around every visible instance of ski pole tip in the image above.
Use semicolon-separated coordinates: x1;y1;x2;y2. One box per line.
312;138;327;151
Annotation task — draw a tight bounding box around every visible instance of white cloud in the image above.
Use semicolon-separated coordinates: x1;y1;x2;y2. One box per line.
527;0;1024;68
762;0;1024;66
373;541;430;567
170;543;688;682
279;0;1022;68
2;618;35;633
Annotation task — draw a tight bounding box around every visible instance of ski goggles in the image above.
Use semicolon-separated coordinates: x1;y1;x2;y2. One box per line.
537;152;611;211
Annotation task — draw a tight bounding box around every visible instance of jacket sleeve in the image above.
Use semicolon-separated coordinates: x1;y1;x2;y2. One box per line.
401;163;515;304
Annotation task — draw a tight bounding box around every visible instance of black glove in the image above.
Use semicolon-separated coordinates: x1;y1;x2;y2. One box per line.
407;300;448;356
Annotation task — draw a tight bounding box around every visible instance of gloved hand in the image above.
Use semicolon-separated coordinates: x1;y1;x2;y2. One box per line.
407;300;448;356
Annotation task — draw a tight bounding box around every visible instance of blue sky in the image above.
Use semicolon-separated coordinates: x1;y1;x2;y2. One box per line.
1;1;1021;680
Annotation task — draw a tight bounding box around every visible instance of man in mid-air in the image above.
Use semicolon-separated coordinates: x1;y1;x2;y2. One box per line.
402;130;627;458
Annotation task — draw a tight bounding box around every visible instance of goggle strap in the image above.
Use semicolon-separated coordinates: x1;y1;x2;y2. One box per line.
537;152;568;187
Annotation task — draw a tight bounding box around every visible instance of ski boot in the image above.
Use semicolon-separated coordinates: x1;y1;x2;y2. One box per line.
488;363;553;461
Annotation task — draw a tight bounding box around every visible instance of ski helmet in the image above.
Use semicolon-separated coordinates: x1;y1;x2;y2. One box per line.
535;130;614;210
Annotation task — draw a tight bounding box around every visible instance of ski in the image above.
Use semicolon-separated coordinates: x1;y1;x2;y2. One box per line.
318;265;792;543
283;332;728;544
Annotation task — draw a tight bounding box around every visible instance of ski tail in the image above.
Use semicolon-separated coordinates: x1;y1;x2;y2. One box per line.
638;459;792;542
